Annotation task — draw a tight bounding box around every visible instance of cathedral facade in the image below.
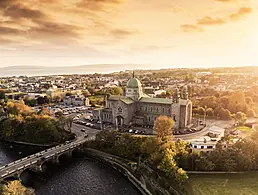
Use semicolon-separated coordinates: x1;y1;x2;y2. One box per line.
93;76;192;130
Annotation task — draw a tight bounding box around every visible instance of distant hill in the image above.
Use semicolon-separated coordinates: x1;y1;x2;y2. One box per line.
0;64;153;77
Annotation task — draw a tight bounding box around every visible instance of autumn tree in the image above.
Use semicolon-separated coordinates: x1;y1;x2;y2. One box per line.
154;116;174;139
38;108;52;116
1;180;26;195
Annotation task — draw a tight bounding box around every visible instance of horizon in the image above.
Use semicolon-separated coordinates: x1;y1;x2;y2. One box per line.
1;0;258;68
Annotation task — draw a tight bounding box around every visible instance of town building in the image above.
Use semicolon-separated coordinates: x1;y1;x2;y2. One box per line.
93;75;192;130
191;126;225;152
63;95;89;106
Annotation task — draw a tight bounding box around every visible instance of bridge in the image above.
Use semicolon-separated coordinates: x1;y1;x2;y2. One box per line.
0;135;95;181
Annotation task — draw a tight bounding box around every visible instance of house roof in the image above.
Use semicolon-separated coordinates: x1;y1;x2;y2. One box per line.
139;97;172;105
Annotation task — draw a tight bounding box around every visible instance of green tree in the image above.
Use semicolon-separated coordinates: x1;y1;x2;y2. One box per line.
0;89;5;99
24;97;36;107
154;116;174;139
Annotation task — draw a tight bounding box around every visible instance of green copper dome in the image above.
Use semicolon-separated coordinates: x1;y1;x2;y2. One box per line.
127;78;142;88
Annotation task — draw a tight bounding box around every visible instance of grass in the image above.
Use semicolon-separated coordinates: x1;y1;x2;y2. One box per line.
186;173;258;195
237;126;252;133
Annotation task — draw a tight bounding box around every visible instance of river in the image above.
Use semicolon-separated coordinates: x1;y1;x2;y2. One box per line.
0;143;141;195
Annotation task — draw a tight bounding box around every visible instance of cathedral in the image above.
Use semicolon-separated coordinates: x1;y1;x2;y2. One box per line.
93;76;192;130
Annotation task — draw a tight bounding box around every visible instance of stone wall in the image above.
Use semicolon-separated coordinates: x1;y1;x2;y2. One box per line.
83;148;182;195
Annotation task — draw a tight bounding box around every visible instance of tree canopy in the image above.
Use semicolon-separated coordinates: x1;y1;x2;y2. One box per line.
154;116;174;139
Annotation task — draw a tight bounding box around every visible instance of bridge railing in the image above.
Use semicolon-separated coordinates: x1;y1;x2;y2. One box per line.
0;136;93;173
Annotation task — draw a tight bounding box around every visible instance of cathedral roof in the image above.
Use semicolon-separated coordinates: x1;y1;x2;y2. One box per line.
139;97;172;105
126;78;142;88
108;95;135;104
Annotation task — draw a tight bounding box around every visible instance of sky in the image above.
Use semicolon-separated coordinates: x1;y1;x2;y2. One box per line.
0;0;258;68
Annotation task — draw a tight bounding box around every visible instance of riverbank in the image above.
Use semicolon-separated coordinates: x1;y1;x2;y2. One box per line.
0;139;53;147
84;148;182;195
84;148;152;195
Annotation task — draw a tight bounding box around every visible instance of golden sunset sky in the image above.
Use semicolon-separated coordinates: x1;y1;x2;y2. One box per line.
0;0;257;68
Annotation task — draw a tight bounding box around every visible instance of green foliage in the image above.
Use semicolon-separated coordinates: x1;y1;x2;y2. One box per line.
36;96;49;105
0;89;5;100
0;101;74;144
24;97;36;107
186;130;258;172
193;89;256;118
88;130;189;187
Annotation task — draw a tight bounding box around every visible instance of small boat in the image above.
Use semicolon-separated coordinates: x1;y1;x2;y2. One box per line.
9;145;13;149
18;152;22;155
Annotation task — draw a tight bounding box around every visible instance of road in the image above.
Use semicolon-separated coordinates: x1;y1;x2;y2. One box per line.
174;119;234;141
71;122;101;137
0;135;95;180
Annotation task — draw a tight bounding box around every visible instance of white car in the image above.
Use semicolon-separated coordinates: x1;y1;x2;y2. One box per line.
129;129;134;133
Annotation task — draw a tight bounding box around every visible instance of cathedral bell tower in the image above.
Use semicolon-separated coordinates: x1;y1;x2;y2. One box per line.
171;86;180;129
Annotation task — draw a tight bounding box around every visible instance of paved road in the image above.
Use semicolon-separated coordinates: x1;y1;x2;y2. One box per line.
71;122;101;137
0;135;96;180
174;119;234;141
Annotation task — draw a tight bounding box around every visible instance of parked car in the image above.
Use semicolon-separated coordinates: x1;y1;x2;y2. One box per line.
81;129;86;132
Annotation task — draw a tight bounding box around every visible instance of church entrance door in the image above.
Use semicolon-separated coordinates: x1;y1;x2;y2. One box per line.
115;116;124;129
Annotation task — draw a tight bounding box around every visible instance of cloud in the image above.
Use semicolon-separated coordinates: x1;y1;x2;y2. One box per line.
197;16;226;25
109;29;136;39
3;4;46;20
230;7;253;21
28;21;83;41
181;24;204;33
0;26;25;35
76;0;121;11
0;38;18;44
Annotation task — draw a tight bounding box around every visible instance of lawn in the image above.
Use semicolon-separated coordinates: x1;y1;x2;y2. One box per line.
237;126;252;133
186;172;258;195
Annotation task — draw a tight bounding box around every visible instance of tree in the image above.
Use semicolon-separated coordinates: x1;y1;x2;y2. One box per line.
55;111;63;118
82;90;91;97
218;108;231;120
206;108;214;117
36;96;49;105
247;109;256;117
235;112;247;126
66;116;73;132
52;95;61;103
245;96;253;105
38;108;52;116
154;116;174;139
0;89;5;99
24;97;36;107
1;180;26;195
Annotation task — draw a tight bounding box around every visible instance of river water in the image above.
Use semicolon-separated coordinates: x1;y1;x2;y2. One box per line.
0;143;141;195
